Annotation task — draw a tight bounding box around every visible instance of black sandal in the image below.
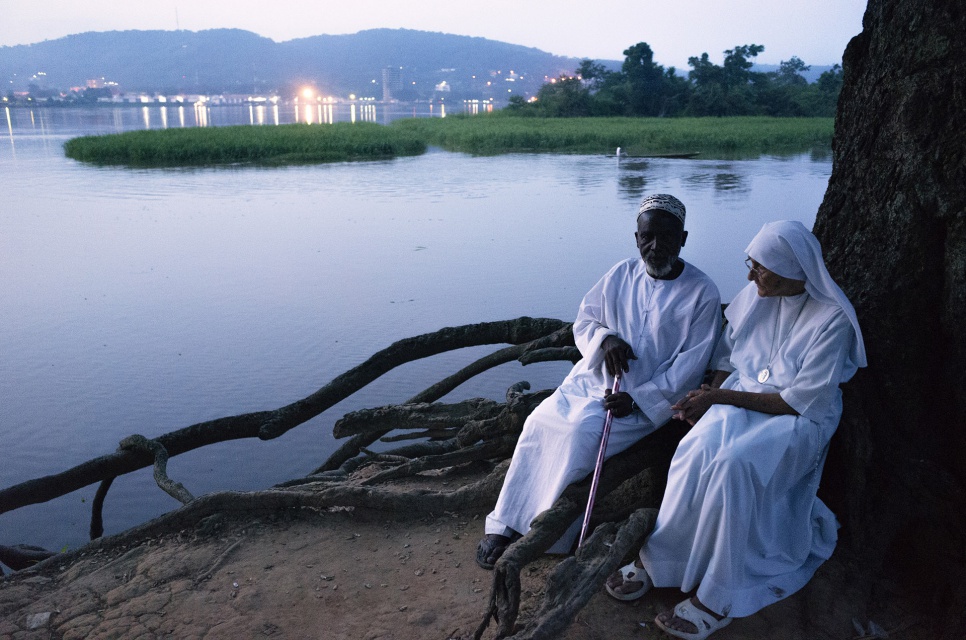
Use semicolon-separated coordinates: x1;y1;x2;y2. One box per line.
475;534;511;570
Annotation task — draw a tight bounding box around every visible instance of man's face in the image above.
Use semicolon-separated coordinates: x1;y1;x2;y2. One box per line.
635;210;687;277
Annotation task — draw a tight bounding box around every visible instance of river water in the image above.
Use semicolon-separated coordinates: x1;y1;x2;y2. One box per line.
0;104;832;559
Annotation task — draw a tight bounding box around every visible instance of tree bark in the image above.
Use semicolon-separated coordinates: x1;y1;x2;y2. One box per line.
814;0;966;629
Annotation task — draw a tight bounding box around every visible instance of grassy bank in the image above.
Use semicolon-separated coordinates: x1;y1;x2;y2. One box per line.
63;122;427;166
63;116;833;167
391;115;834;156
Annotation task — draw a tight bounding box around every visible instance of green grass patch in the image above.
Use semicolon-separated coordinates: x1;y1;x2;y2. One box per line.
390;115;833;157
63;122;427;167
63;116;833;167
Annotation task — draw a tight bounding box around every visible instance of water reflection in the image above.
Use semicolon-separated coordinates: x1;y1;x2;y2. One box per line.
809;148;832;162
618;173;650;200
713;173;748;193
3;107;15;159
462;101;493;116
682;167;750;195
617;159;651;200
1;103;470;137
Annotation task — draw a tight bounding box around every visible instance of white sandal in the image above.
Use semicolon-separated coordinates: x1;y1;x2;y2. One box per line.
604;560;653;601
655;598;732;640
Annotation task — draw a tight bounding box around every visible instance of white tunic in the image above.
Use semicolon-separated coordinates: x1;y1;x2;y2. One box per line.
640;283;858;618
486;259;721;549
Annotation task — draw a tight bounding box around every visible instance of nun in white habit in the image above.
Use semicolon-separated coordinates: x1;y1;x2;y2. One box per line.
606;220;866;640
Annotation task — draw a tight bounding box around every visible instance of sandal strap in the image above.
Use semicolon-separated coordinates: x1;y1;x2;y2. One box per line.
620;562;644;582
673;600;723;632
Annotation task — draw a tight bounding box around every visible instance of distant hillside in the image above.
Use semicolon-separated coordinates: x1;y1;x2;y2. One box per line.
0;28;591;102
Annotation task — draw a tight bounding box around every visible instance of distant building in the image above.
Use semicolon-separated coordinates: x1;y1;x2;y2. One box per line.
382;66;403;103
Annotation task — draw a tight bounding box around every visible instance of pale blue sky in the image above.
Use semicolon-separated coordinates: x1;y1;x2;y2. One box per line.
0;0;867;68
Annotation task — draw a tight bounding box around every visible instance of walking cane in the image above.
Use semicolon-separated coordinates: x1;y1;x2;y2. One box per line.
577;372;622;548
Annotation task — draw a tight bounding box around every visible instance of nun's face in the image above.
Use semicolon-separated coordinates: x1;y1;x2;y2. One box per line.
746;257;806;297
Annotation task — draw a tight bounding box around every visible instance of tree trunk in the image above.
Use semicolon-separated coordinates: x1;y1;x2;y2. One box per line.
814;0;966;628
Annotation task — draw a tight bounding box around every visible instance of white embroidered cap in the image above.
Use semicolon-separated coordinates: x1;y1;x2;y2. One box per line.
637;194;686;225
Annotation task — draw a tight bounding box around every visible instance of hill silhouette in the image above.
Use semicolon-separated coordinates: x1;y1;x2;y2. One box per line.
0;28;591;102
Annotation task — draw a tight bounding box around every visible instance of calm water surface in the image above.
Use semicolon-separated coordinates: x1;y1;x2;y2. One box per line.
1;106;831;558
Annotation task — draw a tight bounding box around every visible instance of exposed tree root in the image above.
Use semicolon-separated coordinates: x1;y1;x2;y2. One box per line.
332;398;504;439
2;315;685;638
507;508;657;640
0;544;58;573
89;477;115;539
21;461;511;577
119;434;195;505
473;422;685;639
0;317;570;518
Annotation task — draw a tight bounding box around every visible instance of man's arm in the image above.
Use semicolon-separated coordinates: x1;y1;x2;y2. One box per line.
625;289;722;426
572;262;630;370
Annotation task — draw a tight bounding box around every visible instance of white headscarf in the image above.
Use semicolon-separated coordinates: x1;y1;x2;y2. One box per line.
737;220;867;368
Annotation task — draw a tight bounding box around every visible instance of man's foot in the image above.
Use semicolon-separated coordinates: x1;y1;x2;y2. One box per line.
475;534;511;570
604;558;652;601
654;597;732;640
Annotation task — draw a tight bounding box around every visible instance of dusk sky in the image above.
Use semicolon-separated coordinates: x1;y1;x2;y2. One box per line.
1;0;867;69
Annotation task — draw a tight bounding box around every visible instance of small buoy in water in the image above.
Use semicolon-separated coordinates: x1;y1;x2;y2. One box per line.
616;146;622;157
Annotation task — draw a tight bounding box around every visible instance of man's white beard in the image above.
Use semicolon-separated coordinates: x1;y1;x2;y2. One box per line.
645;257;675;278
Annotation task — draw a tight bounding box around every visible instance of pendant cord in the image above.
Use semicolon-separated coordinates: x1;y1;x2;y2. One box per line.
762;295;808;375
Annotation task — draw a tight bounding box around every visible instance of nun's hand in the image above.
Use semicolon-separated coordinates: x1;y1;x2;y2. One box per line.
672;384;717;425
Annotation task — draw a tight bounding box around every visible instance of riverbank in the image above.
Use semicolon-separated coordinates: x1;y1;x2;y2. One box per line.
0;462;931;640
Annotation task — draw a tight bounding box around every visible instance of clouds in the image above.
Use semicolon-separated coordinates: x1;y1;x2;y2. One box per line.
0;0;866;67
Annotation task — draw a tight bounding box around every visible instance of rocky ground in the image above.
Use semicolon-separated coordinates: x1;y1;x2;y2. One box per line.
0;466;933;640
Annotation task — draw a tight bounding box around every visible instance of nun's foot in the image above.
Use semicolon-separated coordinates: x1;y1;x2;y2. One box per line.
655;597;732;640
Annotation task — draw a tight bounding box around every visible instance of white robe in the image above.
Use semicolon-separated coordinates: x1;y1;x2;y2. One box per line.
640;284;858;618
486;259;721;550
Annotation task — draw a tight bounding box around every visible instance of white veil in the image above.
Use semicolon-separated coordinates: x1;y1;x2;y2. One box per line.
738;220;867;368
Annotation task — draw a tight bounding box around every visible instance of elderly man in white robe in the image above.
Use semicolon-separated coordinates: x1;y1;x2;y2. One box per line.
605;220;866;640
476;194;722;570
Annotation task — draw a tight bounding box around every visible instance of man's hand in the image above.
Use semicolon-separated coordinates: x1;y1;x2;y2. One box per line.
601;335;637;377
603;390;635;418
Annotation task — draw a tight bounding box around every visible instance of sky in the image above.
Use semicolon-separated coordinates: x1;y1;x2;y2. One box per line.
0;0;867;68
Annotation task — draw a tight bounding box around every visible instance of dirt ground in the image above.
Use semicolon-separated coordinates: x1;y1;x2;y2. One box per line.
0;467;933;640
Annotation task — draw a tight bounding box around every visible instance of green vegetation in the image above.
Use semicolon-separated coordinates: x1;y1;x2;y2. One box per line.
392;115;833;156
64;116;831;167
63;122;427;166
508;43;843;118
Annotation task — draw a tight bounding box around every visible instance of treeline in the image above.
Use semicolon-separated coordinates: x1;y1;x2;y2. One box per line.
507;43;843;118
